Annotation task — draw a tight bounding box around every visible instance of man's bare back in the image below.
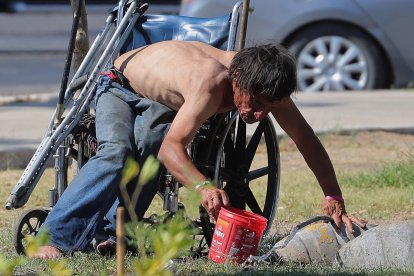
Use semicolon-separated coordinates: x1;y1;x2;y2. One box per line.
114;40;236;112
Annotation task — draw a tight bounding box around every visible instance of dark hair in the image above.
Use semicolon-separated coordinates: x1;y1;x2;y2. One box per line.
228;44;297;101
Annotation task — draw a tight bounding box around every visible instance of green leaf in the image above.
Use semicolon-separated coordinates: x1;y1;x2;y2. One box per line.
47;259;73;276
138;155;160;186
121;157;140;186
181;188;202;218
25;229;50;257
0;256;25;276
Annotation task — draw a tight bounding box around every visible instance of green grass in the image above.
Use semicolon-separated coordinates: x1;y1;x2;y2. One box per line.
175;260;413;275
340;157;414;189
1;144;414;275
336;154;414;220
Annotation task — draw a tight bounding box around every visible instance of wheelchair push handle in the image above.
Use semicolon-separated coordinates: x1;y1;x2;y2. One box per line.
238;0;250;51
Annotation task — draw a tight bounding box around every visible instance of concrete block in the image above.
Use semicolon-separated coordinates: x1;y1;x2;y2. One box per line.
336;222;414;269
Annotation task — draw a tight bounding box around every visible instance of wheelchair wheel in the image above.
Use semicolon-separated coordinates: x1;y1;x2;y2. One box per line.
13;208;49;255
200;112;280;246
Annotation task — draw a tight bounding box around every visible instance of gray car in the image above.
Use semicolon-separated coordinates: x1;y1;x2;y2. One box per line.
180;0;414;92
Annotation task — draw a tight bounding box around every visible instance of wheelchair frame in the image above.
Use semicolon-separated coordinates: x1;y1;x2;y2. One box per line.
7;0;281;255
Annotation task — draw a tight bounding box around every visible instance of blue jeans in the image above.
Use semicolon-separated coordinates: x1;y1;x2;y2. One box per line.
39;76;175;252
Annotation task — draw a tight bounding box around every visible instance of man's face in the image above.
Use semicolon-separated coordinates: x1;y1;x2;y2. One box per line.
233;88;272;124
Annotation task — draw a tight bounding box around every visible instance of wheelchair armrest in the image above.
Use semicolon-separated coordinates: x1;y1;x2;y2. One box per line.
121;13;231;52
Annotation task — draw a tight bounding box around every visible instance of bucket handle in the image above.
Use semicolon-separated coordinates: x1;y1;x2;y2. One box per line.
242;216;333;266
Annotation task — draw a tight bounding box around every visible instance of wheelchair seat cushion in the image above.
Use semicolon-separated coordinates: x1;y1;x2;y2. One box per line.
121;13;231;52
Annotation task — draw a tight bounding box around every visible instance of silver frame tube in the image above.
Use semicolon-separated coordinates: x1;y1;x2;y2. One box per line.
6;1;140;209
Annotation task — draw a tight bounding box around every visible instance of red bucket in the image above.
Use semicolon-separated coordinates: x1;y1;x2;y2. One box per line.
208;206;268;264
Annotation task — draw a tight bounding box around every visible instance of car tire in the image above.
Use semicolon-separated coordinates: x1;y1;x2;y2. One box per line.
287;23;389;92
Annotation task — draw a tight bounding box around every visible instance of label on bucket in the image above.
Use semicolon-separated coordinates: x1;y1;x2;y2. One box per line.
208;207;267;264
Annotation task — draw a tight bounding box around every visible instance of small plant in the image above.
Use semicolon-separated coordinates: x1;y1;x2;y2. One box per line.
4;155;198;275
119;155;160;223
127;212;195;275
118;155;198;275
0;256;25;276
24;227;50;258
47;259;73;276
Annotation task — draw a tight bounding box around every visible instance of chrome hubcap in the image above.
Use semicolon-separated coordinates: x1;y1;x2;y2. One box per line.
296;36;368;92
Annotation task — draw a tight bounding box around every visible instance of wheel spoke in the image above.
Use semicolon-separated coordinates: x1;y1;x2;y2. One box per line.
338;45;359;67
25;221;35;234
217;167;245;184
224;182;246;210
332;79;345;91
342;74;364;90
244;187;264;215
301;52;319;68
247;166;269;181
245;121;265;169
306;76;327;92
298;68;322;80
343;61;366;73
223;132;235;158
329;37;342;58
235;118;246;156
314;39;329;57
34;219;42;231
323;80;333;91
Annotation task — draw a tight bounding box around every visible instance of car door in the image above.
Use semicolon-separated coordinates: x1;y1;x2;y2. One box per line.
355;0;414;78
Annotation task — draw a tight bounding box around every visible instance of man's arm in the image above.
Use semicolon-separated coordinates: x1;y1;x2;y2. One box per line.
271;98;341;195
157;83;229;222
271;98;366;231
158;100;212;186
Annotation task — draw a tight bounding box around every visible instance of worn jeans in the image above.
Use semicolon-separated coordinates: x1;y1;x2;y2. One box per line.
39;76;175;252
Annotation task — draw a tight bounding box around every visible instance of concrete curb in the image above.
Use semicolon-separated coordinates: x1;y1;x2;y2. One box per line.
0;92;57;105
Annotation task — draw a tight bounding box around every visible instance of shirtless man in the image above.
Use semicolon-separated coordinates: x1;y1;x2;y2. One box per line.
32;41;365;259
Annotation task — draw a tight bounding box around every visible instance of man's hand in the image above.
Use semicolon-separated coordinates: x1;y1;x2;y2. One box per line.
322;197;367;233
199;186;229;223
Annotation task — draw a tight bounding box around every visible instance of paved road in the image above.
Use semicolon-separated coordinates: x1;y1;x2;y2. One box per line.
0;7;111;98
0;52;64;97
0;4;179;97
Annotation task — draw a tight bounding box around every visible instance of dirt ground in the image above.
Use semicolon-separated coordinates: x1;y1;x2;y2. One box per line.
278;130;414;174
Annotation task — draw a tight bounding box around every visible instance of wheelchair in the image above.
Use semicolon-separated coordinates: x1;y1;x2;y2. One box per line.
5;0;281;256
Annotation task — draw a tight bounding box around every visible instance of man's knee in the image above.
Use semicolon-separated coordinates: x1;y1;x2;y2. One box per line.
95;141;134;164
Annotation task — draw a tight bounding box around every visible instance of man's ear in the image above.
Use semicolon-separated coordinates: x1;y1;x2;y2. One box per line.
232;70;240;90
232;78;241;98
232;77;238;89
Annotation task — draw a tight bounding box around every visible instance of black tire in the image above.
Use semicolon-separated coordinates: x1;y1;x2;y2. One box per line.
199;113;280;246
14;208;49;255
288;23;389;91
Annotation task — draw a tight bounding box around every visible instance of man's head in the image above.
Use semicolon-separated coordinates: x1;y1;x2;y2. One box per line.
229;43;297;100
228;44;297;123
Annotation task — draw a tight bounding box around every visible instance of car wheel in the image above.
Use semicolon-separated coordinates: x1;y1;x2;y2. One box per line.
288;23;388;92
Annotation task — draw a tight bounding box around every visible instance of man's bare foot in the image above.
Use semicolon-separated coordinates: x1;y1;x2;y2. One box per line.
95;239;116;256
29;245;62;259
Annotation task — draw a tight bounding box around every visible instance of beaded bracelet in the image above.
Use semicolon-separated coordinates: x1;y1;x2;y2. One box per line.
325;195;344;202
